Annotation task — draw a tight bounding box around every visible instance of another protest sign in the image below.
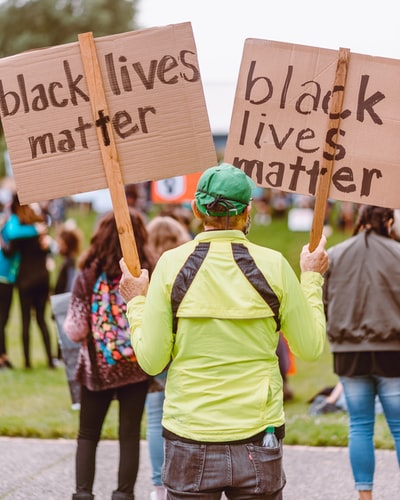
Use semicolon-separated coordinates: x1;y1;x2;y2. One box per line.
225;39;400;243
50;292;81;408
0;22;216;204
0;22;217;274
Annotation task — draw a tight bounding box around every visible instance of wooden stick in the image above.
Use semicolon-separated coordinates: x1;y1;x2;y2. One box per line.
78;32;141;277
309;47;350;251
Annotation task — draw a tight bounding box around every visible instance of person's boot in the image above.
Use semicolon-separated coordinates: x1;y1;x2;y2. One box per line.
111;491;134;499
72;492;94;499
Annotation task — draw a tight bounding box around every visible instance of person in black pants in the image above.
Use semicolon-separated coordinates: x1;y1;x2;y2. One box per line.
64;209;156;500
0;192;43;369
12;195;54;369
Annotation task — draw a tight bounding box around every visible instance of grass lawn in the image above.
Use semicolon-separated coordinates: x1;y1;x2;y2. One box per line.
0;203;395;449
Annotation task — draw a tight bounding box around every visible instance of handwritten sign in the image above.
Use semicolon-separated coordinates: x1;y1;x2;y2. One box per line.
224;39;400;209
0;23;216;204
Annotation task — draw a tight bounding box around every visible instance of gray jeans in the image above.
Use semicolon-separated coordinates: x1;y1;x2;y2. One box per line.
162;436;286;499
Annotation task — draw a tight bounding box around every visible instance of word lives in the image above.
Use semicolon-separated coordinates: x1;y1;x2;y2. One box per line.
0;49;200;160
233;61;385;198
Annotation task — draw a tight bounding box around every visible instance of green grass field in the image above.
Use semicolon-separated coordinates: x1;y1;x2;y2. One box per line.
0;203;395;449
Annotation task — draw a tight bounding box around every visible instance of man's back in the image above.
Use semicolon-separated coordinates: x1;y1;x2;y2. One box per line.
121;163;328;499
128;228;325;442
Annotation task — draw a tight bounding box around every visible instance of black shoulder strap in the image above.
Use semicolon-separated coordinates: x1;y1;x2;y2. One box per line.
231;243;281;331
171;242;210;333
170;241;281;332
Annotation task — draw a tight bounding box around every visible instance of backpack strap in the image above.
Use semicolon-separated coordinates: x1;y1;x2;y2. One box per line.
231;243;281;331
170;241;281;333
171;242;210;333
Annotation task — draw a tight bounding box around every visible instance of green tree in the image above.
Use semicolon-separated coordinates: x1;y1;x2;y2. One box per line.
0;0;138;57
0;0;138;176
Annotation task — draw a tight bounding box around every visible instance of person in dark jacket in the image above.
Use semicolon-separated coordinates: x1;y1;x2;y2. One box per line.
323;204;400;500
53;221;84;402
0;193;42;369
54;223;82;295
12;195;54;369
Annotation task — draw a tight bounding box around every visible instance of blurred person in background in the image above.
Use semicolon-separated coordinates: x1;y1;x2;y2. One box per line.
323;205;400;500
125;183;150;215
54;221;83;295
52;220;84;402
10;193;54;369
0;192;44;369
145;215;191;500
158;204;195;238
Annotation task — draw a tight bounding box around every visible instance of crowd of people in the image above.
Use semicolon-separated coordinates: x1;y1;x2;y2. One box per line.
1;167;399;500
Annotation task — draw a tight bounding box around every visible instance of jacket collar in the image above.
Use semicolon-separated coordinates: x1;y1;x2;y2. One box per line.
195;230;247;242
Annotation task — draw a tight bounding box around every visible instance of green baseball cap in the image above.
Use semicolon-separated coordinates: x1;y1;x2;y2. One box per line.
195;163;255;216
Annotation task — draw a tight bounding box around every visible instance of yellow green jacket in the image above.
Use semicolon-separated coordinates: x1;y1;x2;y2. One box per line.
127;230;325;442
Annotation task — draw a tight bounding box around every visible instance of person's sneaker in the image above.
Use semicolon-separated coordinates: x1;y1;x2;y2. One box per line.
0;358;13;369
150;486;166;500
52;358;64;368
3;359;13;369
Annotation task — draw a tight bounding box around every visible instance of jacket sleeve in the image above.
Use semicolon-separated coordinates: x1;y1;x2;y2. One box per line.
126;260;174;375
6;215;39;239
64;271;92;343
280;260;326;362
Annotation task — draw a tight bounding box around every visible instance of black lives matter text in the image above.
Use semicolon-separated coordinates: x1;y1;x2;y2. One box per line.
233;61;385;198
0;49;200;159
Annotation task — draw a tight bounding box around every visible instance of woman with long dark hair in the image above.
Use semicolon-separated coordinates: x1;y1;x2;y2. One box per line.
65;208;156;500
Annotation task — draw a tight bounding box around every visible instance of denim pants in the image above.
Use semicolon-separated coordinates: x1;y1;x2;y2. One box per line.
146;389;165;486
162;436;286;499
340;375;400;491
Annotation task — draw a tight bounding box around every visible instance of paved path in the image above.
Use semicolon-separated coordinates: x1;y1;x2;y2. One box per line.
0;438;398;499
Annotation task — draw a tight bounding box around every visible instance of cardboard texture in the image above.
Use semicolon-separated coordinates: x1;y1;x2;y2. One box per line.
0;23;217;204
225;39;400;209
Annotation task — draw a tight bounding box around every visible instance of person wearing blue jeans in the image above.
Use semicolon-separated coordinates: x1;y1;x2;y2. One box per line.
143;215;191;500
324;205;400;500
146;372;167;500
340;376;400;494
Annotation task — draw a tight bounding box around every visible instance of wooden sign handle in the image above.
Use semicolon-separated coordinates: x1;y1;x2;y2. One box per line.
78;32;141;277
309;47;350;251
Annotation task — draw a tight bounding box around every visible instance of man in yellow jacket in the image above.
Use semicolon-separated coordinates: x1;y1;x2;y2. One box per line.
120;163;328;499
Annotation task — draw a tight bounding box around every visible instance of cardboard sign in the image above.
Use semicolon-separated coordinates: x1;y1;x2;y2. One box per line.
0;23;216;204
151;172;201;203
225;39;400;209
